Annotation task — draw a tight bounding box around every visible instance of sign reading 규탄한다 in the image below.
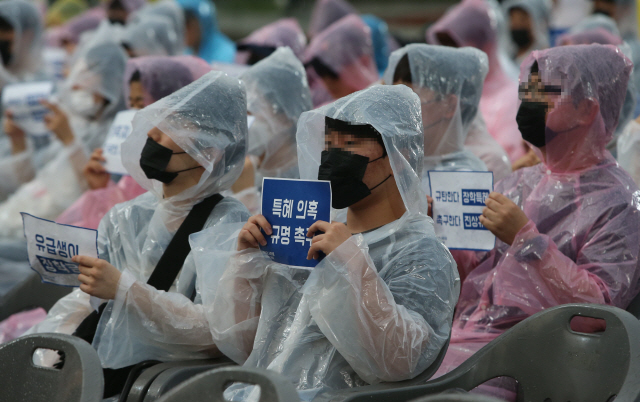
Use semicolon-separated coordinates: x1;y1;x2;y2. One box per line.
260;178;331;268
428;170;496;252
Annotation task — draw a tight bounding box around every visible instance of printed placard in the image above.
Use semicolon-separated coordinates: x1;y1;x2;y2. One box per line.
2;81;53;137
42;47;67;83
102;109;137;175
260;178;331;268
428;171;495;251
22;213;98;287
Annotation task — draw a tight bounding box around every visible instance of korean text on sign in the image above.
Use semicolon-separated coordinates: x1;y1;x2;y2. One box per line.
428;171;495;251
260;178;331;268
22;213;99;287
2;81;54;137
102;109;137;176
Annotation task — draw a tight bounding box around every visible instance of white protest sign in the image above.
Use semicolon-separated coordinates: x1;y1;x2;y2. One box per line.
42;47;67;83
428;171;495;252
2;81;53;137
102;109;136;175
22;213;98;287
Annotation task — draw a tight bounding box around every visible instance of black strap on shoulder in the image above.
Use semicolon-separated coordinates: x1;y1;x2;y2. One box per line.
146;193;223;292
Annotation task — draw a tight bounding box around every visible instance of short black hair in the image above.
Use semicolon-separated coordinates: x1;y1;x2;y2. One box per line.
393;53;412;84
307;57;339;80
129;69;141;83
325;116;387;156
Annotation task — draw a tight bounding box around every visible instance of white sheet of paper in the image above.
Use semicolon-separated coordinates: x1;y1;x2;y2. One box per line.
2;81;53;137
22;213;98;287
42;47;67;83
102;109;137;176
428;171;496;251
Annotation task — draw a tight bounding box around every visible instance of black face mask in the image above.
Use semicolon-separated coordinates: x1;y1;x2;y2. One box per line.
139;137;200;184
0;40;12;67
516;101;548;148
511;29;532;49
108;17;126;25
317;148;391;209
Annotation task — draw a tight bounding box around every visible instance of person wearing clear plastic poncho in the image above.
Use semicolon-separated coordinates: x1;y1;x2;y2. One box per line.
503;0;551;65
433;45;640;397
427;0;526;164
128;0;185;52
556;26;637;159
176;0;235;63
121;14;184;58
25;71;250;396
229;47;312;215
304;14;378;107
235;18;307;65
0;37;127;250
384;44;488;193
0;0;43;87
57;55;212;230
192;84;459;401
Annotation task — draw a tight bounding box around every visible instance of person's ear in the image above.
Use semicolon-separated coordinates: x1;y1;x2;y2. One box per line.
575;98;599;127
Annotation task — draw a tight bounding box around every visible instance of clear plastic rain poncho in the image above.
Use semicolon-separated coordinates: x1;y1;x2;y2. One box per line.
427;0;526;163
195;84;459;400
56;55;212;230
598;0;638;40
361;14;392;75
0;35;128;239
176;0;235;63
556;27;637;157
122;14;183;57
233;47;311;214
437;44;640;379
304;14;378;98
0;0;44;83
308;0;356;38
384;44;488;194
503;0;551;65
29;71;251;369
53;7;105;48
235;18;307;64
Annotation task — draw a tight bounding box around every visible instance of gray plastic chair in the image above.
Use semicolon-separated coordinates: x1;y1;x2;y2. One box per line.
121;357;235;402
338;304;640;402
0;333;104;402
156;366;300;402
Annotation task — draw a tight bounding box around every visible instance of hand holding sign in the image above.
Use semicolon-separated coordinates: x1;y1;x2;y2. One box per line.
83;148;110;190
74;255;121;300
2;81;53;138
101;109;136;176
3;110;26;154
306;220;351;260
480;192;529;245
41;100;74;145
238;214;272;250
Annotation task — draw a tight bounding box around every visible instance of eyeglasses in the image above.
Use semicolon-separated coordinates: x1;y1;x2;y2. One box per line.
518;82;562;101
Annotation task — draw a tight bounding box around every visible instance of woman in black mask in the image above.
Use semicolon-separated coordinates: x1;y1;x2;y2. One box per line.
24;71;251;398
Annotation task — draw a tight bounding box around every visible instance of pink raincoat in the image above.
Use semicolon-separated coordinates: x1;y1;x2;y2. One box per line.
235;18;307;63
437;44;640;381
427;0;526;162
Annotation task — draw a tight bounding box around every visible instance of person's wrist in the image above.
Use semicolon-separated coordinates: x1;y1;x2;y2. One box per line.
10;136;27;154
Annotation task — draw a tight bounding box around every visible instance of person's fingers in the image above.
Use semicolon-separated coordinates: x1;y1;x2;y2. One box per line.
72;255;99;267
250;214;272;235
307;241;323;260
307;220;331;236
40;99;60;113
239;230;259;248
479;215;497;233
484;197;503;213
488;192;509;205
78;273;94;285
310;234;325;244
482;206;500;222
247;224;267;246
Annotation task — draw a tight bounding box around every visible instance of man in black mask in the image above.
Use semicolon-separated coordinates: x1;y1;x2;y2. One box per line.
504;0;551;65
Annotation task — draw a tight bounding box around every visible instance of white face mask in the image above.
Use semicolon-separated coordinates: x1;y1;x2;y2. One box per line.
68;89;103;118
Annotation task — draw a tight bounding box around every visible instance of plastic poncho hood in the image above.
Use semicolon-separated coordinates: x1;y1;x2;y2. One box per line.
384;44;488;157
237;18;306;62
241;47;311;179
503;0;551;59
176;0;235;63
122;15;183;57
308;0;356;38
121;71;247;206
0;0;43;75
520;44;632;172
297;84;427;216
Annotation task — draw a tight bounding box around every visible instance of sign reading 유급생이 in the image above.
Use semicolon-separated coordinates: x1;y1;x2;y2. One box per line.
102;109;137;176
260;178;331;268
22;213;98;287
428;171;496;251
2;81;53;137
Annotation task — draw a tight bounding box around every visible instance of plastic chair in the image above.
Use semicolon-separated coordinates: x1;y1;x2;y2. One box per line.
156;366;300;402
0;333;104;402
122;357;235;402
338;304;640;402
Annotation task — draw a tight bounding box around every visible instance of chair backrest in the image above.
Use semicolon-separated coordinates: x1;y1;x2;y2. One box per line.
156;366;300;402
342;304;640;402
0;333;104;402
